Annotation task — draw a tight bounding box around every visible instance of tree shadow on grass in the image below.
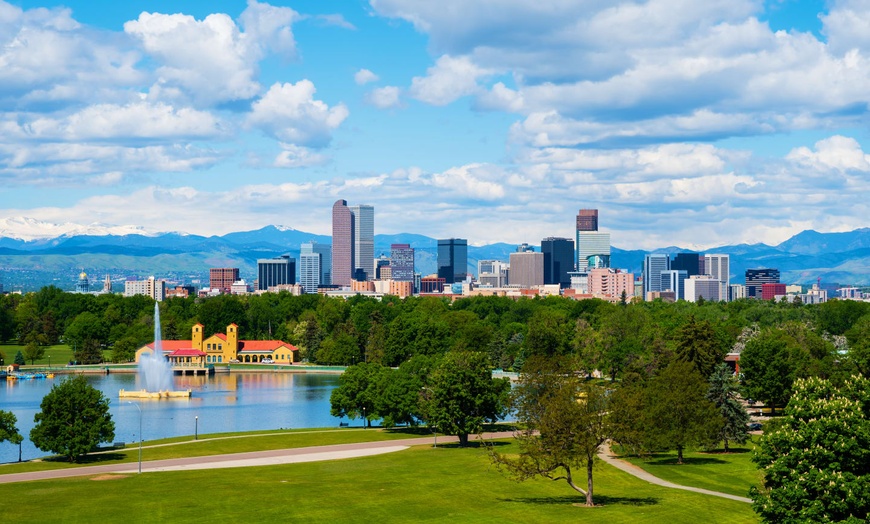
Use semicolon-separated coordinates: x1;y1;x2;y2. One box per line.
500;494;659;507
43;452;128;465
642;455;728;466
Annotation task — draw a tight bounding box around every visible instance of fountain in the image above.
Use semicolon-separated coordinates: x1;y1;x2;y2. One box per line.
119;302;191;399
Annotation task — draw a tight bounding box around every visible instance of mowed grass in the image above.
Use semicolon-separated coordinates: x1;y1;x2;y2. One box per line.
0;426;450;474
0;441;758;523
618;440;764;498
0;343;112;366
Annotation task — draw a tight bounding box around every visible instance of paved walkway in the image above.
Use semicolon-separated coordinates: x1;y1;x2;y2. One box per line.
0;432;514;484
596;441;752;503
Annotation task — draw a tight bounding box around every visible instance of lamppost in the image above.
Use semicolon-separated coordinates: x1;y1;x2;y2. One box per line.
195;416;198;440
128;402;142;474
48;355;51;369
362;406;366;429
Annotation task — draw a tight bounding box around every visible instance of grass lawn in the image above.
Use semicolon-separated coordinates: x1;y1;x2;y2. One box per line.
0;343;112;367
618;441;764;498
0;441;758;523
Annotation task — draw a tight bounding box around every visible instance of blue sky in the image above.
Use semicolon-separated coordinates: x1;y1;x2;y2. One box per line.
1;0;869;250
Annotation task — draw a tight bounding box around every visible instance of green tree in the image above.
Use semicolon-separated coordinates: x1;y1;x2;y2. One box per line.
14;350;25;366
674;316;726;379
741;328;809;415
30;376;115;462
645;361;722;463
329;363;389;427
24;340;45;365
74;338;104;365
750;375;870;523
0;410;24;462
491;356;610;507
706;363;750;452
424;351;510;446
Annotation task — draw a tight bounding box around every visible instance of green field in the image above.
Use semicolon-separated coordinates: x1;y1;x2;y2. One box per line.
0;343;95;367
619;442;763;498
0;439;757;523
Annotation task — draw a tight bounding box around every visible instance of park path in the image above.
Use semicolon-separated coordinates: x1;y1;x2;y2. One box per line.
0;431;514;484
596;441;752;503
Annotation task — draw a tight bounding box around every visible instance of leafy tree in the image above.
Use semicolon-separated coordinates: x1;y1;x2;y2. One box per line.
645;361;722;463
741;328;810;415
424;351;510;446
674;316;726;379
750;376;870;523
376;356;433;427
0;410;24;462
706;363;749;452
609;372;650;456
14;350;26;366
110;336;140;363
74;339;104;365
24;341;45;365
330;363;390;427
492;356;610;507
524;309;571;356
30;376;115;462
845;314;870;376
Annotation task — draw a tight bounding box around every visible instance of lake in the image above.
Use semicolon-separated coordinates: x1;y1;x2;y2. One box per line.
0;372;344;464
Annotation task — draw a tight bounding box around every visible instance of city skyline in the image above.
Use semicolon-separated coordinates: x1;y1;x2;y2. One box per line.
2;1;870;250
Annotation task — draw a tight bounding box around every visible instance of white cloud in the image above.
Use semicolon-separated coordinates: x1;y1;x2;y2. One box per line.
354;68;379;85
247;80;349;147
365;86;402;109
273;144;330;168
409;55;492;105
786;135;870;172
315;14;356;30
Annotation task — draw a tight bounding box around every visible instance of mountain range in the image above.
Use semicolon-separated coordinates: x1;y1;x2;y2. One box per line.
1;217;869;292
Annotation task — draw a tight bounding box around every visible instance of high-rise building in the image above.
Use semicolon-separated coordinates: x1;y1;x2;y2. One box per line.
541;237;574;288
684;275;721;302
300;240;331;294
745;268;781;299
761;283;787;301
375;254;391;279
509;251;544;288
390;244;415;282
643;254;670;297
210;268;239;294
257;255;295;291
478;260;509;287
350;204;374;281
671;253;703;276
575;209;610;271
660;269;688;301
588;268;634;299
332;200;354;287
124;276;166;301
437;238;467;284
704;254;730;302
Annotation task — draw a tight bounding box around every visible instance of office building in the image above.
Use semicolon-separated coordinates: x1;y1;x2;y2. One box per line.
210;268;239;294
588;268;634;299
730;284;747;301
332;199;354;287
257;255;295;291
125;276;166;301
660;269;688;301
575;209;610;271
684;275;721;302
745;268;780;299
541;237;574;288
671;253;703;276
437;238;468;284
761;283;787;301
643;254;670;297
478;260;510;288
300;253;321;294
509;251;544;288
350;204;374;281
704;254;730;302
390;244;415;282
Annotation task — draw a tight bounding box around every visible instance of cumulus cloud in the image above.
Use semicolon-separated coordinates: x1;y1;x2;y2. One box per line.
365;86;402;108
273;143;330;168
247;80;349;147
354;68;379;85
786;135;870;172
409;55;492;105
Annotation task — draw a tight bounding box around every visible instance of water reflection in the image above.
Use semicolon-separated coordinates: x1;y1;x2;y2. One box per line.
0;372;342;464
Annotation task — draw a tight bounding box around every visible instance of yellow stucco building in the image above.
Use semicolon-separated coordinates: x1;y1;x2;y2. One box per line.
136;323;300;365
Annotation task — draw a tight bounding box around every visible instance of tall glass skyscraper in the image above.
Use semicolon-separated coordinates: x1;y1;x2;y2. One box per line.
541;237;574;288
300;241;332;294
257;255;295;291
390;243;415;282
331;200;354;287
643;253;670;296
437;238;467;284
350;204;374;281
576;209;610;271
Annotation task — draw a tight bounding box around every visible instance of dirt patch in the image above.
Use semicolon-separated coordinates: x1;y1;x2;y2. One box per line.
90;474;128;481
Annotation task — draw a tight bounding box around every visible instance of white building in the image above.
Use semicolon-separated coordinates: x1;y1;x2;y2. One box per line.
124;276;166;301
704;253;730;302
684;275;721;302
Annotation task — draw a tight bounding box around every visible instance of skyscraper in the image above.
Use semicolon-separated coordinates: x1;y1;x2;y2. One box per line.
257;255;295;291
331;199;354;287
437;238;467;284
660;269;688;300
390;244;415;282
350;204;374;281
704;254;730;302
509;251;545;288
576;209;610;271
300;241;332;294
210;267;239;294
541;237;574;288
671;253;703;276
745;268;780;299
643;254;670;297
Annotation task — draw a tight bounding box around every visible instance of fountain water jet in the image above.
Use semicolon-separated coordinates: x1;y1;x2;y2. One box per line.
120;302;191;399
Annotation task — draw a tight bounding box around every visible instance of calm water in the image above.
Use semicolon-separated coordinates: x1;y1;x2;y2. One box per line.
0;372;343;464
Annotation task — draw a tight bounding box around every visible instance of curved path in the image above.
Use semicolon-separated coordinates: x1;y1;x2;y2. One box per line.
0;431;514;484
596;441;752;503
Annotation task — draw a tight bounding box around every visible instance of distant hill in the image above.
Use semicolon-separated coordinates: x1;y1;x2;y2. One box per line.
1;221;869;291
